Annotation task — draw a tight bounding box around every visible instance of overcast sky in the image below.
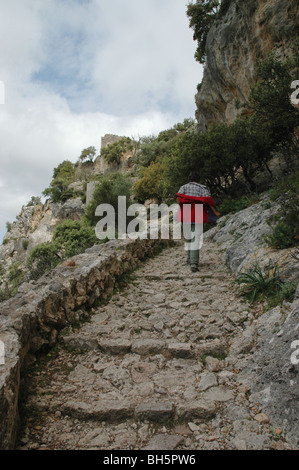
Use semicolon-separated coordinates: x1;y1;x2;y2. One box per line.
0;0;202;242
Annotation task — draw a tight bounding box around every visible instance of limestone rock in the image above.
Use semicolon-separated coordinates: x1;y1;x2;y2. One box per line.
196;0;298;131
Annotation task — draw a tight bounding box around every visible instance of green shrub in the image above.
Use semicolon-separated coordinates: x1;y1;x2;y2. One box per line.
101;137;133;166
27;242;62;280
265;220;298;250
84;173;133;227
27;220;99;280
53;220;98;259
218;193;260;215
236;261;296;308
133;161;167;203
79;146;96;163
22;239;29;250
42;160;76;203
265;172;299;249
6;222;12;232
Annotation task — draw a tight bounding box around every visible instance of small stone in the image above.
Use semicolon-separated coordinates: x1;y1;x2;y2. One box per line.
177;399;216;420
188;422;200;432
154;322;164;331
151;293;166;304
202;386;234;402
254;413;269;425
198;372;218;391
205;356;222;372
233;438;247;450
143;435;183;450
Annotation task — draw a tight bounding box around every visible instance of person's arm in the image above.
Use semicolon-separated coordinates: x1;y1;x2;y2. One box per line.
209;205;220;217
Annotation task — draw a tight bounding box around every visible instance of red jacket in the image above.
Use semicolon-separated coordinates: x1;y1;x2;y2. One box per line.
176;193;218;224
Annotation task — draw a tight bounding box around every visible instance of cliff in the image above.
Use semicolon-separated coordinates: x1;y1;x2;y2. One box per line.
195;0;299;130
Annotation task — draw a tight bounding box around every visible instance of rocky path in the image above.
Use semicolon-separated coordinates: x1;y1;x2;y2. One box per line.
17;241;293;450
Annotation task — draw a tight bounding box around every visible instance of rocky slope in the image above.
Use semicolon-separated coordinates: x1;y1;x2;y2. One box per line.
195;0;298;130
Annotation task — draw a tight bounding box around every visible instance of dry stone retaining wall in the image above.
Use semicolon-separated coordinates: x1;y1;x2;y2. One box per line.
0;236;169;449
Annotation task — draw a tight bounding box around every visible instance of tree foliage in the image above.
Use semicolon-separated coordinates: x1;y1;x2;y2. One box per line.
42;160;76;203
84;173;133;227
187;0;221;64
249;53;299;158
101;137;133;166
133;161;167;203
159;53;299;201
79;146;96;163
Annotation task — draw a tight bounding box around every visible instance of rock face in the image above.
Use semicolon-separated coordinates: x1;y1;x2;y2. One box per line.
205;192;298;284
240;290;299;449
204;195;299;448
196;0;298;130
0;198;85;281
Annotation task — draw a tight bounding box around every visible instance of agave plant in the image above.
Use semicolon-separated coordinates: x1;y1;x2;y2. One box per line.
236;261;283;304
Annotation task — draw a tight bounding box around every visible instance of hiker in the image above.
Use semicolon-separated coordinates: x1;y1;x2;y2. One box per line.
176;172;220;272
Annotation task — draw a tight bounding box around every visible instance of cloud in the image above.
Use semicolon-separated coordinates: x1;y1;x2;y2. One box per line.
0;0;202;242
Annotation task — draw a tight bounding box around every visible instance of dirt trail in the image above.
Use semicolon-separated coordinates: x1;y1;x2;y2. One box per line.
17;241;292;450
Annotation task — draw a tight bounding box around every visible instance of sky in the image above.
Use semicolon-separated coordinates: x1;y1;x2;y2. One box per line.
0;0;202;242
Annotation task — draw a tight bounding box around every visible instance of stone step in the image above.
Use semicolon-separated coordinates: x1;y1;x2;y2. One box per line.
62;335;228;360
50;397;217;425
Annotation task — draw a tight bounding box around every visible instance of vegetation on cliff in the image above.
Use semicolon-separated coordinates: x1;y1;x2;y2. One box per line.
186;0;233;64
133;52;298;204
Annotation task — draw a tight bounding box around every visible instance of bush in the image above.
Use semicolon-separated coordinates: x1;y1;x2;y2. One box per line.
101;137;133;166
27;220;99;280
84;173;133;227
249;53;299;155
218;193;260;216
27;242;61;280
42;160;76;203
265;220;298;250
133;161;167;203
79;146;96;163
264;172;299;249
53;220;98;259
236;261;296;308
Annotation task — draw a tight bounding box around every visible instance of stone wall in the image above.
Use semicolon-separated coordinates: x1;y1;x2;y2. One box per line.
0;236;170;449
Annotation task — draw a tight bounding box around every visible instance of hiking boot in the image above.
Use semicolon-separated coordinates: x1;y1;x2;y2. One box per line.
190;264;199;272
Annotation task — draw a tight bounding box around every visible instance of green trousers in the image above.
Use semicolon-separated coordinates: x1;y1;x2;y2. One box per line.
183;223;202;266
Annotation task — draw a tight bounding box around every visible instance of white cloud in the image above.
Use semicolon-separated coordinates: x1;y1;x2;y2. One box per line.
0;0;202;242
